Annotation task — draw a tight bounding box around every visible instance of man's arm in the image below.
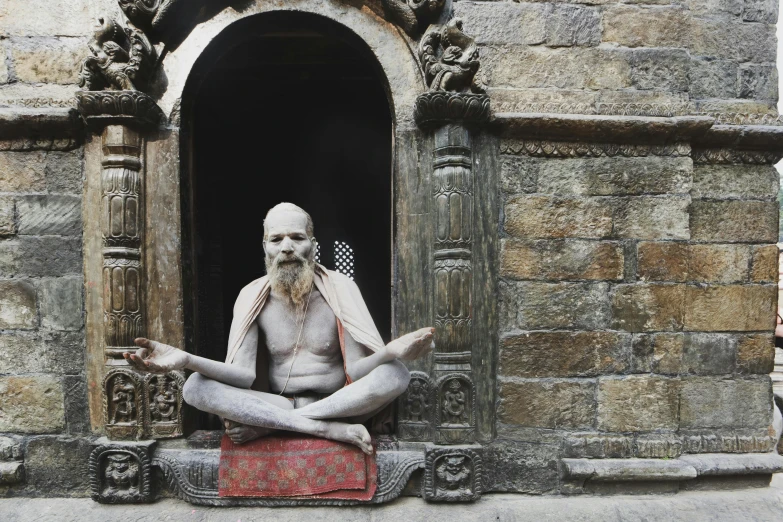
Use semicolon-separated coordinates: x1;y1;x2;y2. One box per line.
343;327;435;381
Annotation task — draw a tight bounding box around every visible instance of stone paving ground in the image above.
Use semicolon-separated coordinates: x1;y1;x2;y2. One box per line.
1;474;782;522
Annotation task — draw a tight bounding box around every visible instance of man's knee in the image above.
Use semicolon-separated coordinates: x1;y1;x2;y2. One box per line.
183;373;211;407
373;361;410;397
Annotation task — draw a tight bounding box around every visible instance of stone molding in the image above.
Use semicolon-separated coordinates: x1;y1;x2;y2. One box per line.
500;139;691;158
0;108;83;151
75;91;166;130
414;92;491;127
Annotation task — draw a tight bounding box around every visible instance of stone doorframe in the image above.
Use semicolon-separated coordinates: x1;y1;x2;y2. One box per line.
80;1;498;456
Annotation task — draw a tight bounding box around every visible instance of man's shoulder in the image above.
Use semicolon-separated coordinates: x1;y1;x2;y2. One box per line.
323;268;361;291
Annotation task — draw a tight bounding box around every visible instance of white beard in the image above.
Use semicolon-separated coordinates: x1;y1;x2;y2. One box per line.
266;252;315;307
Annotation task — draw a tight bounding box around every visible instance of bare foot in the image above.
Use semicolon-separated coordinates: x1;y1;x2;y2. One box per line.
385;327;435;361
224;419;273;445
326;422;373;454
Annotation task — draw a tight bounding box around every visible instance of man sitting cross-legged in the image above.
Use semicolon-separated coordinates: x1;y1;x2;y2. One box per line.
124;202;433;454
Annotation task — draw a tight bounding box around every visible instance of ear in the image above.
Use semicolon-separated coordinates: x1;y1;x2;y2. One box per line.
262;240;268;256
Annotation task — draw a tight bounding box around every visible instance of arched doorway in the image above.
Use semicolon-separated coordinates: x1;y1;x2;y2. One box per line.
180;13;393;428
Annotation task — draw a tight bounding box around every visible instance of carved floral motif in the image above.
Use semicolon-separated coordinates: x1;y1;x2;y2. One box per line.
500;139;692;158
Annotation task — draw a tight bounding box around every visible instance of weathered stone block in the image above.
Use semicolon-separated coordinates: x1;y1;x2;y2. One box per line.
0;333;48;374
39;277;84;331
504;195;613;239
25;436;92;496
635;434;683;459
612;197;690;240
688;244;750;284
632;333;684;375
483;440;560;494
680;377;772;429
637;242;689;282
535;157;691;196
0;0;96;37
597;376;680;432
0;151;46;192
690;200;778;242
0;42;7;84
45;150;83;194
455;2;547;45
17;196;81;236
630;49;690;92
501;281;611;330
689;58;738;99
563;433;633;459
0;375;65;433
684;285;776;331
750;245;778;283
681;333;737;375
546;5;601;47
611;284;685;332
501;331;630;378
736;334;775;374
0;280;37;329
692;164;778;200
44;331;85;375
499;379;596;429
0;198;15;237
501;239;624;281
0;237;81;277
63;375;89;434
739;64;778;101
10;36;84;85
500;156;537;194
602;5;690;48
686;0;743;17
742;0;779;22
690;18;776;62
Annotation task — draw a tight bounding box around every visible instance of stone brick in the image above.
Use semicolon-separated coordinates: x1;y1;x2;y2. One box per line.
0;334;47;374
690;200;778;242
63;375;89;434
742;0;779;22
455;2;547;45
10;37;84;85
43;331;85;375
45;150;83;194
535;157;691;196
602;6;690;48
484;440;560;494
0;280;37;329
686;0;743;17
688;244;750;283
736;334;775;374
681;333;737;375
545;5;601;47
631;333;684;375
630;49;690;92
739;64;778;101
504;195;613;239
0;41;7;84
499;379;596;429
637;242;689;282
500;331;630;378
684;285;776;332
690;18;776;62
0;237;81;277
39;277;83;331
597;376;680;432
749;245;778;283
484;46;631;90
611;284;685;332
0;375;65;433
501;281;611;330
0;151;46;192
689;58;738;99
500;156;537;194
563;433;633;459
692;164;778;200
501;239;624;281
16;196;81;236
0;198;15;237
680;377;772;429
24;436;92;496
612;197;690;240
0;0;96;37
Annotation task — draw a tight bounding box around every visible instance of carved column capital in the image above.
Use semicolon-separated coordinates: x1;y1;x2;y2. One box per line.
76;91;165;131
415;92;491;128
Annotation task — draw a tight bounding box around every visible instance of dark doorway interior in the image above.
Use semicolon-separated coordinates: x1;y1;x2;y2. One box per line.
183;15;393;431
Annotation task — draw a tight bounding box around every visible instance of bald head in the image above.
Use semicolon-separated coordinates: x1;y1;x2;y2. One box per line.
263;203;314;242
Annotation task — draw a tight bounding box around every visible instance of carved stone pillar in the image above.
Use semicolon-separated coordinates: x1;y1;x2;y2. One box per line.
78;90;182;440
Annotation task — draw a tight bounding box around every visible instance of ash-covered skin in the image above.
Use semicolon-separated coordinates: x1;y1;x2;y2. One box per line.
125;203;434;454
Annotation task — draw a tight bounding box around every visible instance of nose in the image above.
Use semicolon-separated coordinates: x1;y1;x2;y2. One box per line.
280;237;294;253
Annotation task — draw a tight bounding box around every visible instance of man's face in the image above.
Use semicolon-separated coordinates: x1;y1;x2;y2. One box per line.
263;209;315;264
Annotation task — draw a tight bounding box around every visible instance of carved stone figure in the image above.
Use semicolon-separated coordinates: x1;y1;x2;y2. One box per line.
435;455;470;492
424;447;482;501
442;379;467;425
125;203;434;454
407;379;429;422
381;0;446;37
78;15;155;91
419;18;485;94
104;453;140;494
149;376;178;422
118;0;182;32
110;375;137;424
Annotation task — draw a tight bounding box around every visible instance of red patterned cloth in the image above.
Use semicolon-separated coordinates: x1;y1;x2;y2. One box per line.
218;434;377;500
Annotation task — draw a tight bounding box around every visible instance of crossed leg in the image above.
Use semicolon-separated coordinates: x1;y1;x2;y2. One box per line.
182;361;410;454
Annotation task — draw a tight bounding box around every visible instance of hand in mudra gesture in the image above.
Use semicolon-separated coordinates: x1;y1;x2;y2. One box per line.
385;327;435;361
123;338;190;374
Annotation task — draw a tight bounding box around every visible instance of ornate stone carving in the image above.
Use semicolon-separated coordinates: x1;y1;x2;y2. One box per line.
78;15;155;92
419;19;486;94
692;147;783;165
500;139;692;158
145;371;185;438
398;371;432;440
415;91;491;129
423;447;483;502
381;0;446;37
89;439;155;503
433;373;475;444
118;0;182;34
103;368;144;440
75;91;165;129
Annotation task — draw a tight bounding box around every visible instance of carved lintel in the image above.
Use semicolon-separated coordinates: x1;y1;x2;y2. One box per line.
76;91;165;130
89;438;156;503
415;92;491;128
423;446;483;502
